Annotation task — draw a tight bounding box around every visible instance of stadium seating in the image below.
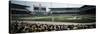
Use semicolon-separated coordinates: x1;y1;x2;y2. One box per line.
9;21;96;33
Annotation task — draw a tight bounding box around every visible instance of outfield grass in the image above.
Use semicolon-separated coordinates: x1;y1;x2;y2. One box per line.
17;15;95;23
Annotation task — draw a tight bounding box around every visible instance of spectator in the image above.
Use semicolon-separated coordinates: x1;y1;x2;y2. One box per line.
9;21;96;33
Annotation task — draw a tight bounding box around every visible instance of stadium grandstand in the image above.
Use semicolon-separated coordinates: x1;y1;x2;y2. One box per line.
9;1;31;17
9;1;96;33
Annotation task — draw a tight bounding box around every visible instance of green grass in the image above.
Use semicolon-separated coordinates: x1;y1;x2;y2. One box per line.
16;15;96;23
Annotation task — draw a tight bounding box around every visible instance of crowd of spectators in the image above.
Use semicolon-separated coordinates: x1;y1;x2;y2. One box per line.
9;21;96;33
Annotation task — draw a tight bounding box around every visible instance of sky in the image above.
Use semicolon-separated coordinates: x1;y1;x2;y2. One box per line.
10;0;84;11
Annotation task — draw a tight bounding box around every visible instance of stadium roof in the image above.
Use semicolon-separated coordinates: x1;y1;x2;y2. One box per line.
10;3;29;8
81;5;96;8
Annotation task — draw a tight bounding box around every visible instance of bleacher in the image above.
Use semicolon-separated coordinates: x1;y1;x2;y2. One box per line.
9;21;96;33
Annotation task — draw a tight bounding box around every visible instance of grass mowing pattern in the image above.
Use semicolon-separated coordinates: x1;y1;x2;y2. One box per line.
17;16;95;23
